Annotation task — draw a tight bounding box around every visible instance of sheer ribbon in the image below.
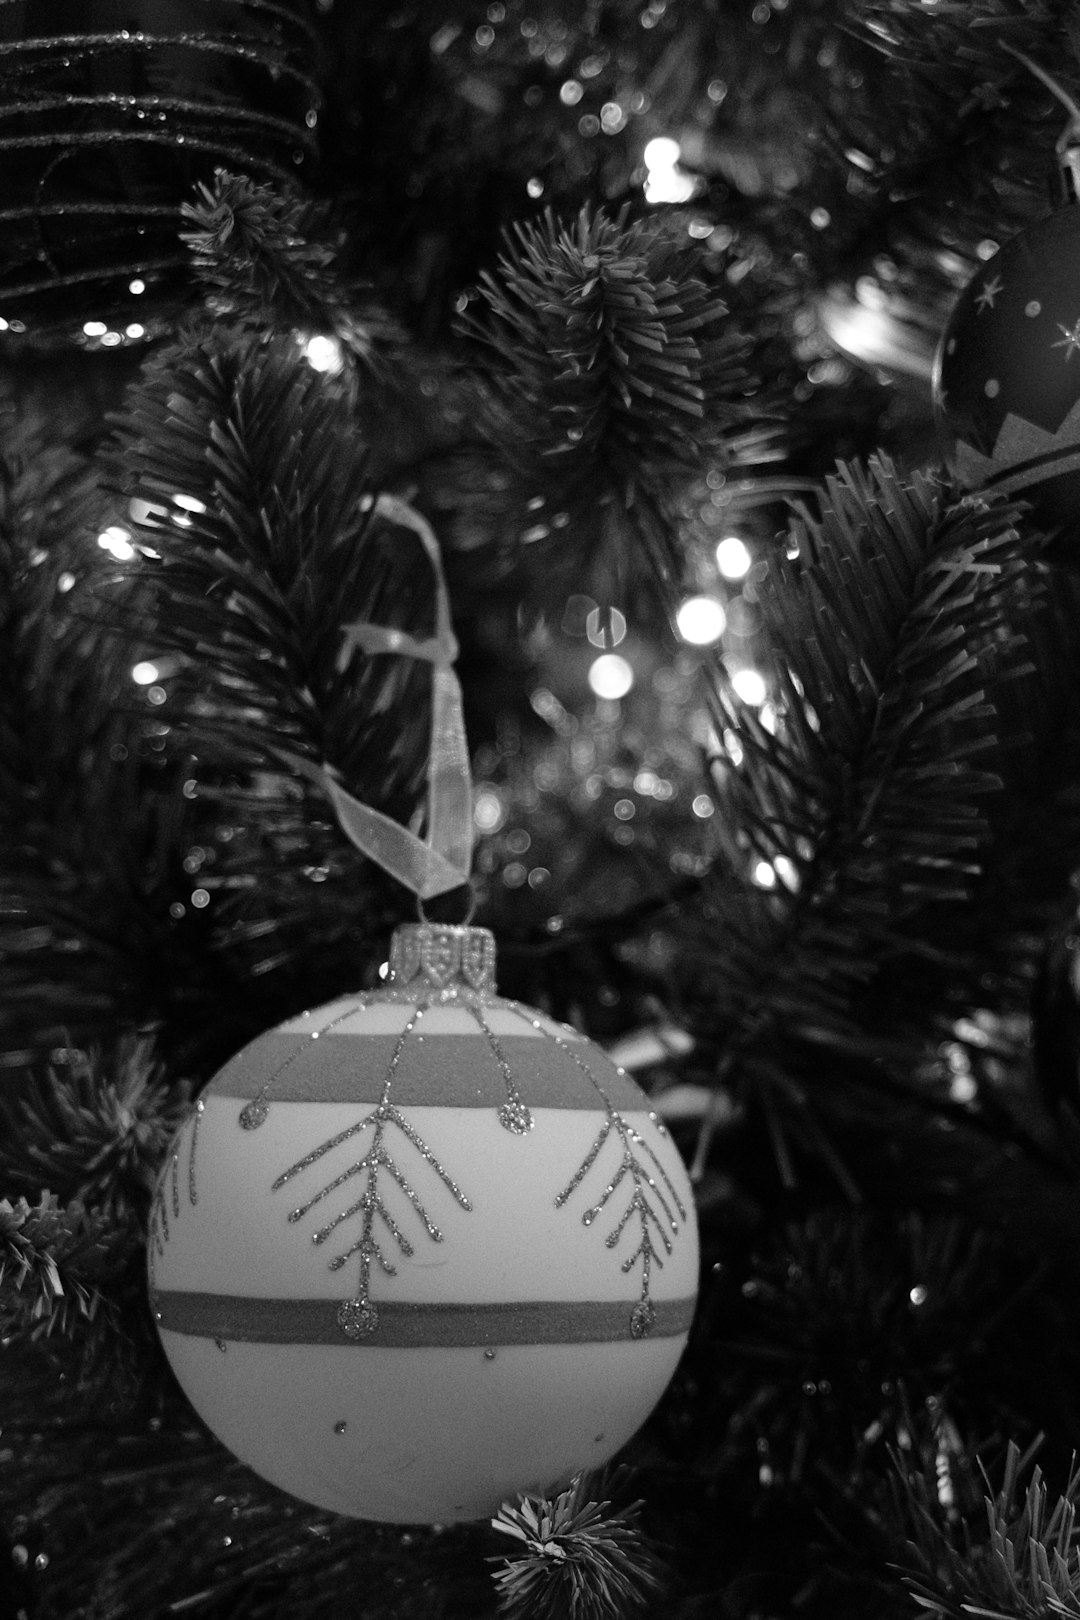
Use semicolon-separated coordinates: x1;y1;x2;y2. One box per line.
289;494;473;900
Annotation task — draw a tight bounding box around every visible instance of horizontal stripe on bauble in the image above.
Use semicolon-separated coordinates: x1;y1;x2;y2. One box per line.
153;1289;697;1345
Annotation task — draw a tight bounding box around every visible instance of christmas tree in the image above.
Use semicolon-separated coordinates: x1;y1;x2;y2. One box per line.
9;2;1080;1616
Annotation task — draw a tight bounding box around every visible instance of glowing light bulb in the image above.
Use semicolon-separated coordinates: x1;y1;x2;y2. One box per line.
731;667;767;706
772;855;799;890
676;596;726;645
643;136;697;204
301;334;344;374
97;525;135;561
82;321;107;337
716;536;752;579
131;661;159;685
644;136;680;170
588;653;634;699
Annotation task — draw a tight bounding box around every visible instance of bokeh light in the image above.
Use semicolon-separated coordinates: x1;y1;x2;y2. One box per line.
643;136;697;204
716;535;753;579
588;653;634;699
676;596;726;645
731;666;768;705
97;525;135;560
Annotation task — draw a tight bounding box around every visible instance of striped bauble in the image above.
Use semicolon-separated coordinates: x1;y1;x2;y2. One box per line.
148;922;698;1524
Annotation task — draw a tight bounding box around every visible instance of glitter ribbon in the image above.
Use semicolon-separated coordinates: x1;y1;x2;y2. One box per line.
295;494;474;900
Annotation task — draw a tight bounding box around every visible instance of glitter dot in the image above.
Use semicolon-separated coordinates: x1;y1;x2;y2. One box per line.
334;1420;348;1434
338;1298;379;1339
984;378;1000;398
1026;300;1042;317
630;1300;656;1338
483;1348;497;1360
239;1097;269;1130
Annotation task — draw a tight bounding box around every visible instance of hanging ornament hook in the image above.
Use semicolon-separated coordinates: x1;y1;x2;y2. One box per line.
1004;46;1080;201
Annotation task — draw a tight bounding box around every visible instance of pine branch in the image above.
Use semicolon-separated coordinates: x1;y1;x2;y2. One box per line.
0;1190;132;1342
0;420;229;1063
180;168;383;359
458;204;763;595
490;1471;665;1620
680;460;1043;1166
895;1439;1080;1619
0;1036;192;1217
105;329;445;979
111;329;434;799
696;1207;1056;1501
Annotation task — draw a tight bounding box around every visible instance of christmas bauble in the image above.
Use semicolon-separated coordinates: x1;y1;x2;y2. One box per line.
934;205;1080;537
148;923;699;1524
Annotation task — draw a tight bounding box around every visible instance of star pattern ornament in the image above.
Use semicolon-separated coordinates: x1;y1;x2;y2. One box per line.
934;205;1080;542
975;274;1003;312
1054;319;1080;360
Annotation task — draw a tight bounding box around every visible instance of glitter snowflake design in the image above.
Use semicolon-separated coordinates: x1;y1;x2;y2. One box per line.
221;928;690;1344
148;1099;204;1262
270;1005;472;1339
521;1012;687;1338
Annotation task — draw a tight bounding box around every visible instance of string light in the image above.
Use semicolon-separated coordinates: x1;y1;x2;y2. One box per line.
588;653;634;699
731;667;767;706
300;333;344;374
97;525;136;561
716;535;753;579
643;137;697;204
676;595;726;645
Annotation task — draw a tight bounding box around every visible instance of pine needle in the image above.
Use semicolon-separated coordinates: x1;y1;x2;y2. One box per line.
459;204;761;593
0;1190;131;1341
682;459;1043;1170
0;1035;192;1217
896;1439;1080;1618
490;1471;665;1620
180;168;379;359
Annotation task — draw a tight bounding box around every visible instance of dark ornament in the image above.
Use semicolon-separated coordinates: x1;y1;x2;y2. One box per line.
0;0;321;345
934;204;1080;542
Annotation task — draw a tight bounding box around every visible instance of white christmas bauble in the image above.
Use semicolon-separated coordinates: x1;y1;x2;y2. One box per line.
148;923;699;1523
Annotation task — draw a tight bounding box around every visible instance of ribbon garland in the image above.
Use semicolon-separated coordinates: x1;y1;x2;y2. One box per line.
288;494;475;901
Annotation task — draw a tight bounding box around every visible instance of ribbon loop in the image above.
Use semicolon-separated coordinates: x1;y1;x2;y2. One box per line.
311;494;474;900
